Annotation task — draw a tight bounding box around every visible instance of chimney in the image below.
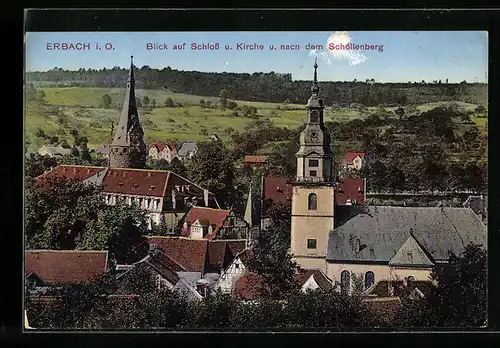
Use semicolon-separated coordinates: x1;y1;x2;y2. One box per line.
204;189;209;207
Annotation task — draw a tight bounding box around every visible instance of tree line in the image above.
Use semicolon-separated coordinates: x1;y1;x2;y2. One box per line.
26;66;487;105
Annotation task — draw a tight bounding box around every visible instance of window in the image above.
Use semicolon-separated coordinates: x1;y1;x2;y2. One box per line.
307;239;317;249
310;112;319;123
365;271;375;289
309;159;319;167
308;193;317;210
235;263;240;269
341;270;350;295
309;170;317;177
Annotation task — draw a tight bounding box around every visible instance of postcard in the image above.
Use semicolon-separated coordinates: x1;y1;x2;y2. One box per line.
24;29;488;330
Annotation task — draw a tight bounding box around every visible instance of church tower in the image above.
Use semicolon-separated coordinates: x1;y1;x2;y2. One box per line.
290;59;335;272
109;56;147;169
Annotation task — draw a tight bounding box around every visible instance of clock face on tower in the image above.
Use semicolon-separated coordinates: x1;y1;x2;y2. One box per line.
307;130;319;142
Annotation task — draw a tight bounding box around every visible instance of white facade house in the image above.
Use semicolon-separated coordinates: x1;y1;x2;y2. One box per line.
215;251;248;294
148;143;177;163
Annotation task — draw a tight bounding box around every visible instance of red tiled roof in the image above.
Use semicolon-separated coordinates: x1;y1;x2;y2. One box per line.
226;240;247;257
345;152;365;164
36;165;105;183
184;207;231;240
294;269;333;291
25;250;108;285
102;168;170;197
367;280;434;298
263;176;293;206
336;178;366;205
149;142;165;152
234;272;266;300
244;155;269;164
206;241;231;272
149;143;176;152
146;237;208;273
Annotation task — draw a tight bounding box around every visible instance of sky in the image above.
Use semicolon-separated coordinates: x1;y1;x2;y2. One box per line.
25;31;488;83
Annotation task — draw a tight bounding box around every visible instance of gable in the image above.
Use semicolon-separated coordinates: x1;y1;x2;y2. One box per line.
301;275;320;292
389;235;434;266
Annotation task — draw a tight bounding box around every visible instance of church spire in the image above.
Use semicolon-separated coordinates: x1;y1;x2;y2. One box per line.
311;57;319;95
109;55;147;169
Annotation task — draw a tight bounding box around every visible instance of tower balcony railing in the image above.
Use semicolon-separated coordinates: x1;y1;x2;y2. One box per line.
294;176;336;184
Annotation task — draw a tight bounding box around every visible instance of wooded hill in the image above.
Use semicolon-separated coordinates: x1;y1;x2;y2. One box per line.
26;66;488;106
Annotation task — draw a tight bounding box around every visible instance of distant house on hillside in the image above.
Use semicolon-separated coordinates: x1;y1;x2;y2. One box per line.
93;144;110;157
37;145;72;158
244;155;269;168
148;142;176;163
343;152;365;170
177;141;197;160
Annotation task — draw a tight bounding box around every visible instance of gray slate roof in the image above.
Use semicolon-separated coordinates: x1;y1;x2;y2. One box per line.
326;206;487;263
177;141;197;157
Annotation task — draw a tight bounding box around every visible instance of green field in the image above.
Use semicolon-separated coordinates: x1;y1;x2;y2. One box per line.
25;87;487;152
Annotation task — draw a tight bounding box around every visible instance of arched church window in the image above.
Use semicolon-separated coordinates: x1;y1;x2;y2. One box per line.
341;270;350;295
365;271;375;289
308;193;317;210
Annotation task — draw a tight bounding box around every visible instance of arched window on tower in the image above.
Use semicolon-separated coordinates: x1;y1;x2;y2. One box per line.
341;270;350;295
365;271;375;289
308;193;317;210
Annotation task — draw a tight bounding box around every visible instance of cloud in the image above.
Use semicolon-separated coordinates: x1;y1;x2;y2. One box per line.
309;31;368;66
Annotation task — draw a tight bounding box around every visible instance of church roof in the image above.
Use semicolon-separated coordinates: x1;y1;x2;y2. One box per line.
326;206;487;263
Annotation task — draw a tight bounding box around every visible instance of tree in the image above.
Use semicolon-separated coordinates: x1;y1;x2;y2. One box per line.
142;96;150;106
25;178;104;250
199;99;205;108
246;223;298;299
25;154;58;179
164;97;174;107
219;88;228;110
186;140;236;208
82;202;149;264
151;98;156;108
35;128;46;139
395;243;486;328
101;94;112;108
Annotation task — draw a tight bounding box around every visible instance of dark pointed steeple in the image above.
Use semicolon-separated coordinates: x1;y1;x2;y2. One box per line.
311;57;319;95
109;55;147;168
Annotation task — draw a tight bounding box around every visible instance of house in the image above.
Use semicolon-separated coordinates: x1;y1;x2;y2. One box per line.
244;155;269;168
115;245;187;292
215;249;251;294
365;279;435;300
148;142;176;163
343;152;365;170
37;145;72;158
25;250;109;292
91;144;110;157
35;165;220;230
336;178;366;206
261;175;293;229
177;141;197;160
145;236;246;276
463;195;487;224
325;206;487;294
233;268;332;301
180;206;250;241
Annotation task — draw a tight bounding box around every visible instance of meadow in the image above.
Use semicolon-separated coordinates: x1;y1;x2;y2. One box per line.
25;87;487;152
